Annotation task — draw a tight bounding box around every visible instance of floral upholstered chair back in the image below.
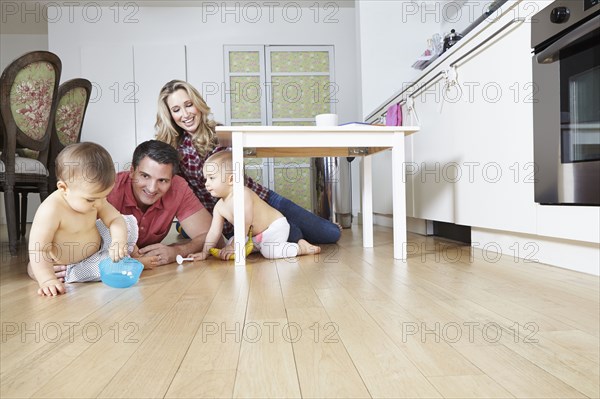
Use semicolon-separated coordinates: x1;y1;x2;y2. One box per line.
1;51;61;183
54;79;92;146
0;51;61;256
48;78;92;189
10;61;56;142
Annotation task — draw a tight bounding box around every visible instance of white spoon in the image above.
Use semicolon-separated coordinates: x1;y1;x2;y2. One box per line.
176;255;193;265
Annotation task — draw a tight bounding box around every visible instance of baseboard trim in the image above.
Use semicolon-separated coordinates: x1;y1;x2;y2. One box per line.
472;227;600;276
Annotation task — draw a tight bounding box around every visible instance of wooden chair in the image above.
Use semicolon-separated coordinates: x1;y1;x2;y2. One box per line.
48;78;92;192
0;51;61;256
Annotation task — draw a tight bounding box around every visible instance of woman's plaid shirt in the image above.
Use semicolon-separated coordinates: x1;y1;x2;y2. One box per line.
177;133;270;216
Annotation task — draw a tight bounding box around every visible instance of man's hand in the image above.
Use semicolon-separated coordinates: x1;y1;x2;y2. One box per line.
137;243;177;266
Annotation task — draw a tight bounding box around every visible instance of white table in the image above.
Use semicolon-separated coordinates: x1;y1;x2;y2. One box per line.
215;125;419;266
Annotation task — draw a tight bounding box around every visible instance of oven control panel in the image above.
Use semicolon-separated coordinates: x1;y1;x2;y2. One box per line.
532;0;599;48
584;0;599;11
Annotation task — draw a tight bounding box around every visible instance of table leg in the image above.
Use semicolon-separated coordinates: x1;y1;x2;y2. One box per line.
362;155;373;247
392;132;407;260
232;132;246;266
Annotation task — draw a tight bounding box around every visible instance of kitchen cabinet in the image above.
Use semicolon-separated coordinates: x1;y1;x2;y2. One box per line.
448;13;537;234
408;78;457;224
362;0;599;273
407;5;537;233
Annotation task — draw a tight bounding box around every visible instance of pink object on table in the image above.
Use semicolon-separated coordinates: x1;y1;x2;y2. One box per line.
385;103;403;126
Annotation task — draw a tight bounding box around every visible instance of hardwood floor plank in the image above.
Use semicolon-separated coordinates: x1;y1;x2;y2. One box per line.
499;329;600;398
278;259;372;398
315;286;442;398
96;265;228;398
233;261;301;398
427;374;515;398
285;306;372;398
454;344;587;398
19;264;211;398
165;265;252;398
329;245;489;376
1;225;598;399
540;330;600;365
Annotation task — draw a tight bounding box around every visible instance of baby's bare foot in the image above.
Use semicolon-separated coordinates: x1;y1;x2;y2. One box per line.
298;239;321;256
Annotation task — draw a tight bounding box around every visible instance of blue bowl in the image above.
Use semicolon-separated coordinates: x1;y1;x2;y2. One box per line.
99;257;143;288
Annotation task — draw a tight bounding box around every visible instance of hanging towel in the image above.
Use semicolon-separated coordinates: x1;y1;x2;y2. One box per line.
385;103;403;126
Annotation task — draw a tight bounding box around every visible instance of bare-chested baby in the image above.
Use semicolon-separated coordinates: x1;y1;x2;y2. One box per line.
27;142;144;296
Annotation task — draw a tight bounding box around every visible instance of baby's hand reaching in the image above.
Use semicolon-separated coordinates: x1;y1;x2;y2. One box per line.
218;245;235;261
138;255;160;270
190;251;209;261
109;241;127;262
130;246;158;270
38;278;66;296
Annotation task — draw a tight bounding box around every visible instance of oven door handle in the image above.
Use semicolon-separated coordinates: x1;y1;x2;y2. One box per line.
537;16;599;64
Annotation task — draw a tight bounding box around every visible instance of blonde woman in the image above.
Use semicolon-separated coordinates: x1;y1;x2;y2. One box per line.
155;79;341;244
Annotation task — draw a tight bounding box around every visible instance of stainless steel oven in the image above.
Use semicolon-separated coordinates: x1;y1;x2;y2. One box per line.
532;0;600;205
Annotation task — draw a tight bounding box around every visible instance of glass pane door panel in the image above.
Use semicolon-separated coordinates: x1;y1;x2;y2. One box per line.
560;35;600;163
230;76;262;119
271;75;332;118
271;51;330;73
245;158;266;185
229;52;260;73
565;66;600;162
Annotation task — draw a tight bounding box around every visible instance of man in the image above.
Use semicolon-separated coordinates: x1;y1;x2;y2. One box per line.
106;140;213;266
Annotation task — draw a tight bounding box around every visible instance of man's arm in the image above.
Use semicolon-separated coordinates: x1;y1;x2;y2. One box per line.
137;208;214;265
172;207;214;258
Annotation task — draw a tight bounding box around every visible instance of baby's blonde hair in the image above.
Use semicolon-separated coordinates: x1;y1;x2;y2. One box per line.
203;150;234;183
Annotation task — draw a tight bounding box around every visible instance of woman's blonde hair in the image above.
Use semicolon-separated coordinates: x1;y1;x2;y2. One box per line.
155;80;219;157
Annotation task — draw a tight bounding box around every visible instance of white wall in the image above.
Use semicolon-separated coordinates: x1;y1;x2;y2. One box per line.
356;0;440;119
47;2;360;167
439;0;496;36
0;34;48;71
356;0;439;215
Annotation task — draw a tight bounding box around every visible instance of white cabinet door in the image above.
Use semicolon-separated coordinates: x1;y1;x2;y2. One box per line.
81;45;136;172
449;18;537;234
133;45;187;145
409;77;458;223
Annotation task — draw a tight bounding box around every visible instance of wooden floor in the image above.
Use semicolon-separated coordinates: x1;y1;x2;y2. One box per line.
1;224;599;398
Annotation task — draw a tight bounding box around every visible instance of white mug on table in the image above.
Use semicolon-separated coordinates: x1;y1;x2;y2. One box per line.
315;113;338;126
